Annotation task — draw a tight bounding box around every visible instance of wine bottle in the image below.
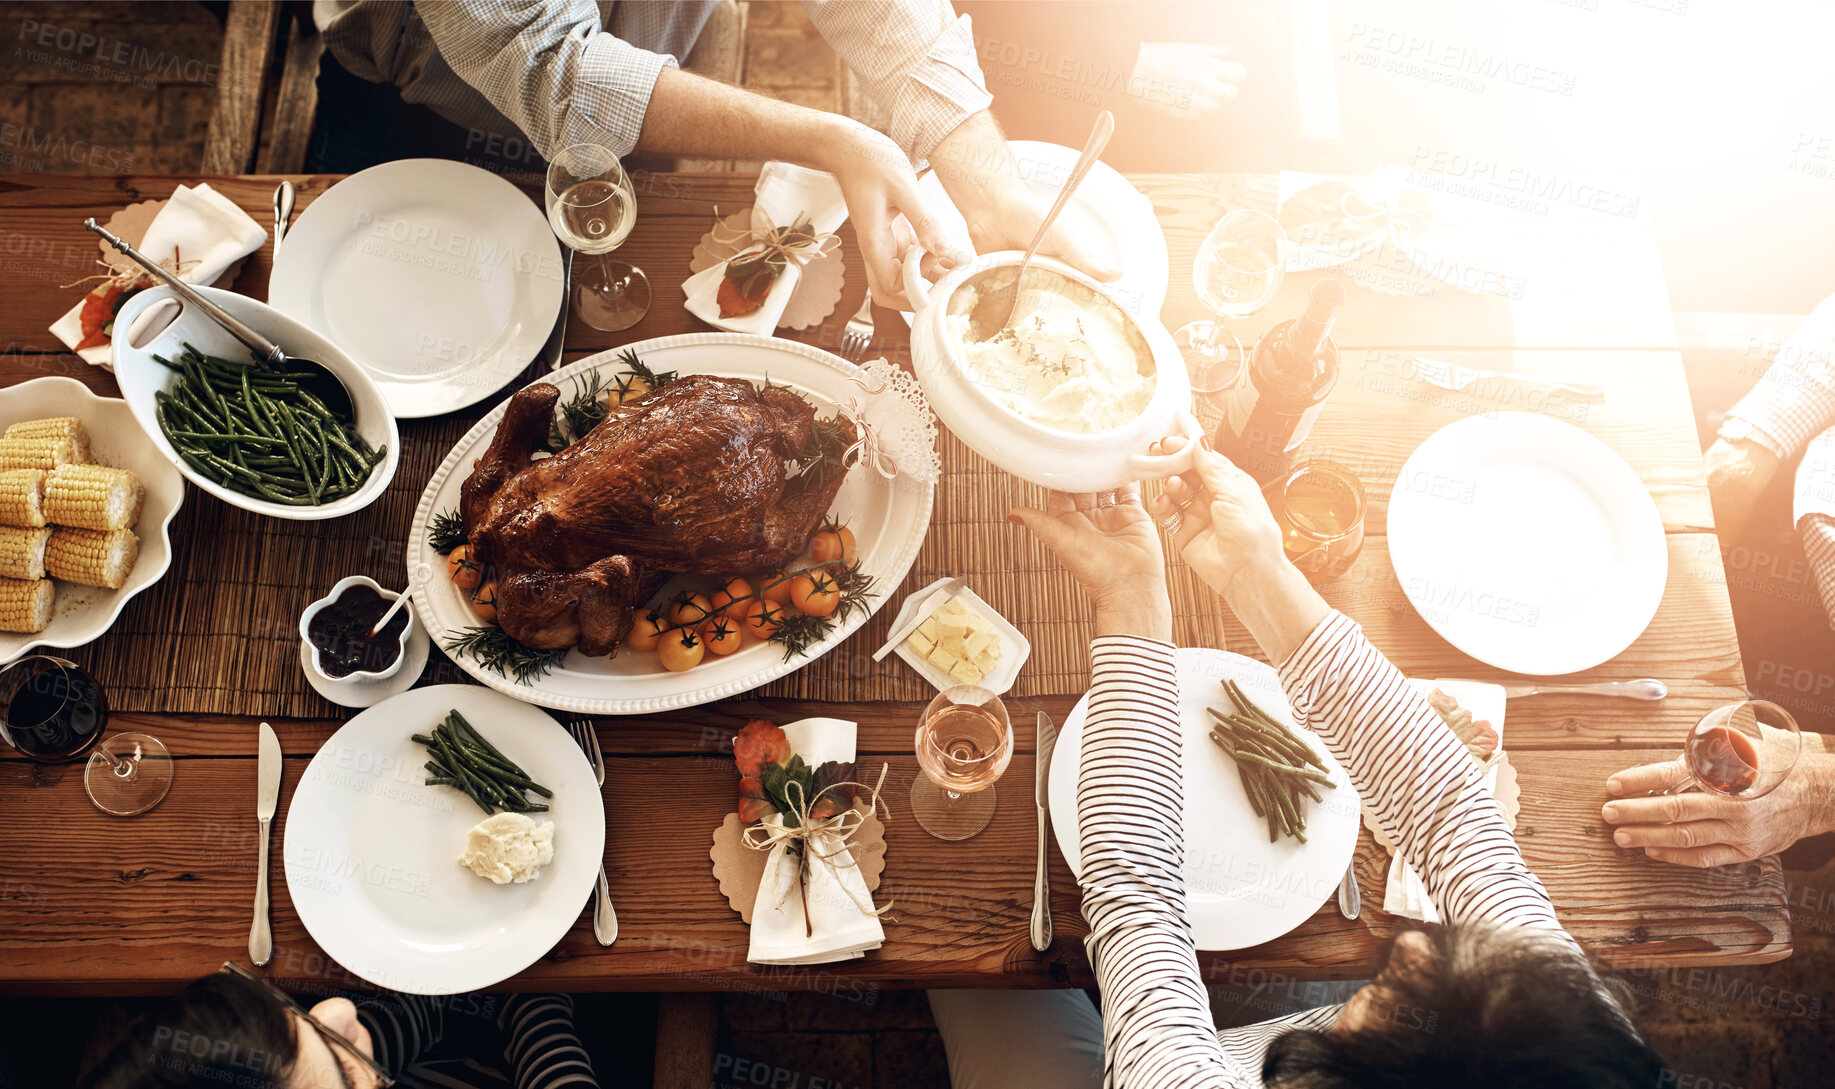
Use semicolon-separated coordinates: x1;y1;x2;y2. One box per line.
1214;277;1344;482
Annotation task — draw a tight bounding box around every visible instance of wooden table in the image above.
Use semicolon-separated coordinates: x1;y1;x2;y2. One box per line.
0;172;1786;997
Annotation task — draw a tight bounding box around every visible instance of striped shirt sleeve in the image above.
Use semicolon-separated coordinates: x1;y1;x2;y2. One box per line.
1079;635;1254;1089
1276;612;1568;936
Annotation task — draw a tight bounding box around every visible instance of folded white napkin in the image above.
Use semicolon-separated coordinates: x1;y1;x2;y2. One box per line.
51;183;267;369
1378;680;1509;923
746;717;885;966
683;162;849;335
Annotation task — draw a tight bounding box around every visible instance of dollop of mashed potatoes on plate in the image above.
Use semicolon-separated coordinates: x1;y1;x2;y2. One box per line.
458;811;555;885
945;266;1155;433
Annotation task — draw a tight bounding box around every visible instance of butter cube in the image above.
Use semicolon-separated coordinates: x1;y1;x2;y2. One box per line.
939;634;968;657
948;658;984;684
906;630;935;657
973;650;1000;675
928;645;959;671
917;616;940;641
963;630;995;659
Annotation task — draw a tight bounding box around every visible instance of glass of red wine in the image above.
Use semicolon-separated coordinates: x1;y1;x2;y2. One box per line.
0;656;172;816
1664;700;1800;800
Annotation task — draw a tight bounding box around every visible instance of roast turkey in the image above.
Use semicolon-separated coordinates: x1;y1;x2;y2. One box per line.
461;374;856;656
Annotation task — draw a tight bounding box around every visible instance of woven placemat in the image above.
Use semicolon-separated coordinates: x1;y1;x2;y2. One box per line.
64;396;1228;718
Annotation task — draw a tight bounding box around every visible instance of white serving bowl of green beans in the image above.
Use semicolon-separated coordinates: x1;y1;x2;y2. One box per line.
110;284;399;520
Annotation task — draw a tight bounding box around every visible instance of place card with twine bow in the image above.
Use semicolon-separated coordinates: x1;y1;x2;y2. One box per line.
709;717;890;965
683;162;847;335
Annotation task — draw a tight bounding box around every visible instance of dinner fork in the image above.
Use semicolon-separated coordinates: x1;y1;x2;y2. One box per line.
839;287;874;361
1408;356;1603;398
567;714;618;946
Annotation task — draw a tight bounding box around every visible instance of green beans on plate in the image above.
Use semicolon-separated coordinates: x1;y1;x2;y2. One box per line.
151;343;384;506
1209;678;1335;844
413;709;552;815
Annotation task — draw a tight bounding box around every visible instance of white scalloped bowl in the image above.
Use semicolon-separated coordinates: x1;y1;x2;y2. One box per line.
0;377;185;661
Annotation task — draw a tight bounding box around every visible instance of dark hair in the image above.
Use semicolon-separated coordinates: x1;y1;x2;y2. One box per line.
77;972;299;1089
1263;922;1664;1089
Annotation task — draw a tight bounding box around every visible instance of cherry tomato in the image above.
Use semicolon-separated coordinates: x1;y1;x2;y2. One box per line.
700;615;743;656
811;524;857;566
666;591;714;628
709;576;753;615
760;572;795;606
625;612;668;652
470;580;498;623
657;628;705;672
790;570;841;617
447;545;484;591
741;597;787;641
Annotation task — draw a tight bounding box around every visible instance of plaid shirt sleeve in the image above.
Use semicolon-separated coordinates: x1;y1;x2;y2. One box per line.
799;0;992;161
1726;294;1835;459
412;0;680;161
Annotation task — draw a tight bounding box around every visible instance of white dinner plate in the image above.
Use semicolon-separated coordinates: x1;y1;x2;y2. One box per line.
1387;412;1668;676
282;685;603;995
270;159;566;418
408;333;935;714
1049;648;1360;952
901;140;1168;324
0;377;184;662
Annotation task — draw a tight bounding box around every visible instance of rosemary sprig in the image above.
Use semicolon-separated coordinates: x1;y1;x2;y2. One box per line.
617;347;676;391
769;560;877;661
443;625;570;684
788;415;859;493
548;368;614;449
427;508;466;554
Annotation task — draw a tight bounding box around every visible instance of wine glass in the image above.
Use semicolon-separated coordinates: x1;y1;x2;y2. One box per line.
545;143;650;332
1662;700;1800;801
0;655;172;816
1176;209;1285;421
911;685;1013;841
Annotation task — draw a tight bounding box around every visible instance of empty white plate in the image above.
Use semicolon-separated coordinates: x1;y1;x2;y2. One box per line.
1049;648;1359;952
1388;412;1668;676
283;685;603;994
270;159;566;418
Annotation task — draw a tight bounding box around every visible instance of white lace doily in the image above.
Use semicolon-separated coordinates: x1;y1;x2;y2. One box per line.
827;357;940;486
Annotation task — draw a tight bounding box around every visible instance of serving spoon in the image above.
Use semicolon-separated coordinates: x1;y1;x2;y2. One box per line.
83;218;356;418
366;563;434;640
967;109;1115;343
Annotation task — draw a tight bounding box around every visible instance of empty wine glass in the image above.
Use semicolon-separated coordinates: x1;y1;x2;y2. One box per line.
1176;209;1285;421
545;143;650;332
1662;700;1800;801
911;686;1013;841
0;655;172;816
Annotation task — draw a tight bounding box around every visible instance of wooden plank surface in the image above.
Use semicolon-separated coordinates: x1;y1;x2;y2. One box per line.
0;170;1774;993
199;4;283;174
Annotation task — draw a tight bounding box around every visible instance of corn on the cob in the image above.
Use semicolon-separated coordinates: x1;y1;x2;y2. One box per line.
0;435;83;472
0;576;54;633
4;418;90;463
0;469;48;528
0;525;51;580
44;465;144;531
44;527;137;589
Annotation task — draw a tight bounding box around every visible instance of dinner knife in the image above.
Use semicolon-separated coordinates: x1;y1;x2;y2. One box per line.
871;579;964;662
1440;678;1668;701
1030;711;1057;952
249;722;281;968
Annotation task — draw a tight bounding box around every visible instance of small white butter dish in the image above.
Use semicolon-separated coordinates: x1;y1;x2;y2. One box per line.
884;577;1030;696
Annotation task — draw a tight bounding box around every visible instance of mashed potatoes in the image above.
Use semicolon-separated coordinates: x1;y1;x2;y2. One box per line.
458;811;555;885
945;266;1155;433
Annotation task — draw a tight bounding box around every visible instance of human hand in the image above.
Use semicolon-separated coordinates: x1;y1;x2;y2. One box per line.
823;121;971;310
1131;43;1247;120
1704;436;1780;541
1144;436;1286;598
1009;486;1171;640
928;111;1122;284
1601;752;1835;867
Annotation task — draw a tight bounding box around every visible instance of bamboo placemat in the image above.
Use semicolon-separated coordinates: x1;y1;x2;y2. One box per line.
64;406;1229;717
